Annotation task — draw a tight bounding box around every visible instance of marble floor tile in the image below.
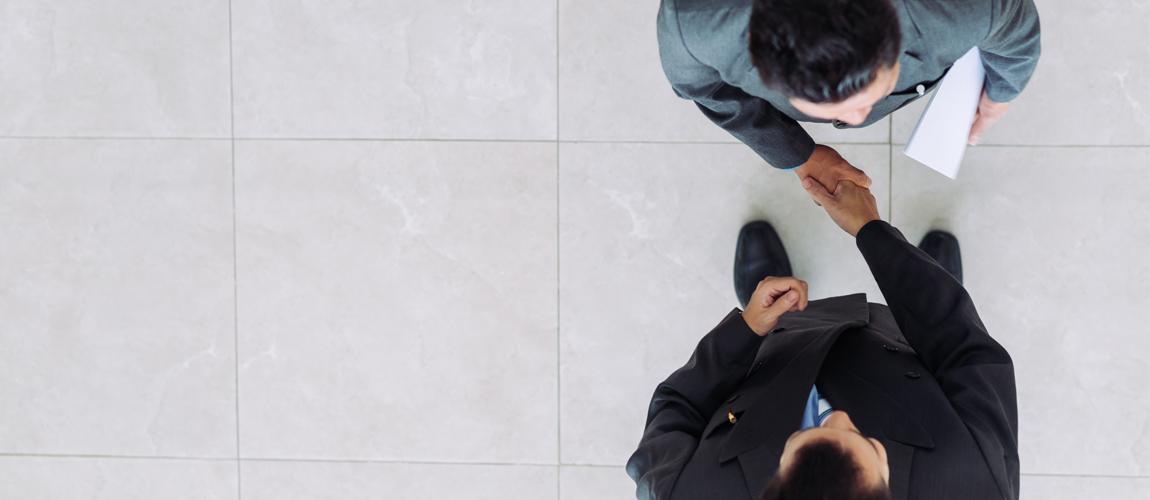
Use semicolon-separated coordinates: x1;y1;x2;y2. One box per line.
893;0;1150;146
232;0;557;140
558;142;890;465
241;460;556;500
561;466;634;500
0;139;237;457
891;147;1150;476
0;456;237;500
1020;474;1150;500
234;140;558;463
557;0;890;146
0;0;231;138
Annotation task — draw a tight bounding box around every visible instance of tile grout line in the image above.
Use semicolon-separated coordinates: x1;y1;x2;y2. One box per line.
0;453;238;462
1;135;1148;149
228;1;242;498
555;0;563;497
2;452;1148;480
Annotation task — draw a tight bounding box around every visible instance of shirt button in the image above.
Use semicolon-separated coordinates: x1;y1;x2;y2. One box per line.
916;84;926;95
905;372;921;379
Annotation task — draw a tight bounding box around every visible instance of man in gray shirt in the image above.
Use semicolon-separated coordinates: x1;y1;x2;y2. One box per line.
657;0;1040;195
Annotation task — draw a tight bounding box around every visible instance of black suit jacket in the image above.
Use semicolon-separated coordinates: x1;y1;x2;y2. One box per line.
657;0;1041;168
626;221;1019;500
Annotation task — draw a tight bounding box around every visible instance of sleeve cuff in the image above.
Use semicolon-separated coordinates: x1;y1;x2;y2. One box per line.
855;219;890;241
717;308;766;353
855;219;906;254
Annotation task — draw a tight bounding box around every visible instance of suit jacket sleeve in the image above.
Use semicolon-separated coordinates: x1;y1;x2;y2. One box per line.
625;309;763;500
856;220;1019;500
657;0;816;169
979;0;1041;102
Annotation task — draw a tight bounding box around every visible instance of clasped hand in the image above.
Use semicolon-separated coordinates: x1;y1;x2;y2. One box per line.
745;147;882;333
794;145;882;237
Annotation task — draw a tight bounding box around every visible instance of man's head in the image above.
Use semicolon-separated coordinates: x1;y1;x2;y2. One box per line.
760;411;891;500
748;0;902;125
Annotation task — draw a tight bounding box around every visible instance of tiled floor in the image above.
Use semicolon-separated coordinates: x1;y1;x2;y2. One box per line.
0;0;1146;498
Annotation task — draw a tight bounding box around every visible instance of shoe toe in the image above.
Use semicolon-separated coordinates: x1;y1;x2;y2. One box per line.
734;221;792;308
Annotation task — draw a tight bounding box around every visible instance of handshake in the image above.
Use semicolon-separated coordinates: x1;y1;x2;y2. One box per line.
794;144;882;237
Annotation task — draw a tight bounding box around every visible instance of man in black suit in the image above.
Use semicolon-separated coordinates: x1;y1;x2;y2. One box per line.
658;0;1040;198
625;177;1018;500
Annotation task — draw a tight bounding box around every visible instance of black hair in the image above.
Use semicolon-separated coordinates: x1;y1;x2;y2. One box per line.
759;439;891;500
748;0;901;103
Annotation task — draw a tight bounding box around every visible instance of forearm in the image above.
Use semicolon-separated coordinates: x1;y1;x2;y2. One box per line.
855;221;1011;373
627;309;763;498
642;309;762;429
690;90;817;169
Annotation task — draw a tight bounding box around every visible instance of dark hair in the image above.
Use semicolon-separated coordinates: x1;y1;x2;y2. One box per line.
748;0;901;103
760;439;891;500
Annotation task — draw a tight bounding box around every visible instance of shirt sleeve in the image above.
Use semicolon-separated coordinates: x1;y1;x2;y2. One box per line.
978;0;1042;102
855;220;1020;500
625;309;763;500
656;0;817;169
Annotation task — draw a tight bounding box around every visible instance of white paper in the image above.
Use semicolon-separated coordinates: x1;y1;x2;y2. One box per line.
901;46;985;179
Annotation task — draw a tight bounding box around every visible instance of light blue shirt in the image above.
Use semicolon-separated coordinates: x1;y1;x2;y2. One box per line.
800;385;835;430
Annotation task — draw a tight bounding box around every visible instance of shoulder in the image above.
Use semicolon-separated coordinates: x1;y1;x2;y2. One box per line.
899;0;996;40
659;0;753;61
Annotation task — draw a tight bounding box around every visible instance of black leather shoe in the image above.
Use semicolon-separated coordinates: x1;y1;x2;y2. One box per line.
734;221;792;309
918;230;963;285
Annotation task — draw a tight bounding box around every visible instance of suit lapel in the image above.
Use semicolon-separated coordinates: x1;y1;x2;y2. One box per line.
711;294;944;499
817;364;935;449
708;295;870;496
816;363;935;500
883;441;915;500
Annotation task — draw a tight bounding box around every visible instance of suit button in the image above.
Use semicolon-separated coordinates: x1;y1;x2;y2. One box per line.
905;372;921;379
884;345;899;352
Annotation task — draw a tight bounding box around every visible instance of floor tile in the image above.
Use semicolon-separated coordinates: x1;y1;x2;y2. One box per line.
242;460;555;500
1021;474;1150;500
0;139;237;457
561;466;634;500
232;0;557;140
891;147;1150;476
893;0;1150;146
558;142;890;465
0;456;237;500
0;0;231;138
235;140;558;463
558;0;889;146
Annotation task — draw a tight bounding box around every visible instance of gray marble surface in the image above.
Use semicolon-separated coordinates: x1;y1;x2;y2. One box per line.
0;0;1145;498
